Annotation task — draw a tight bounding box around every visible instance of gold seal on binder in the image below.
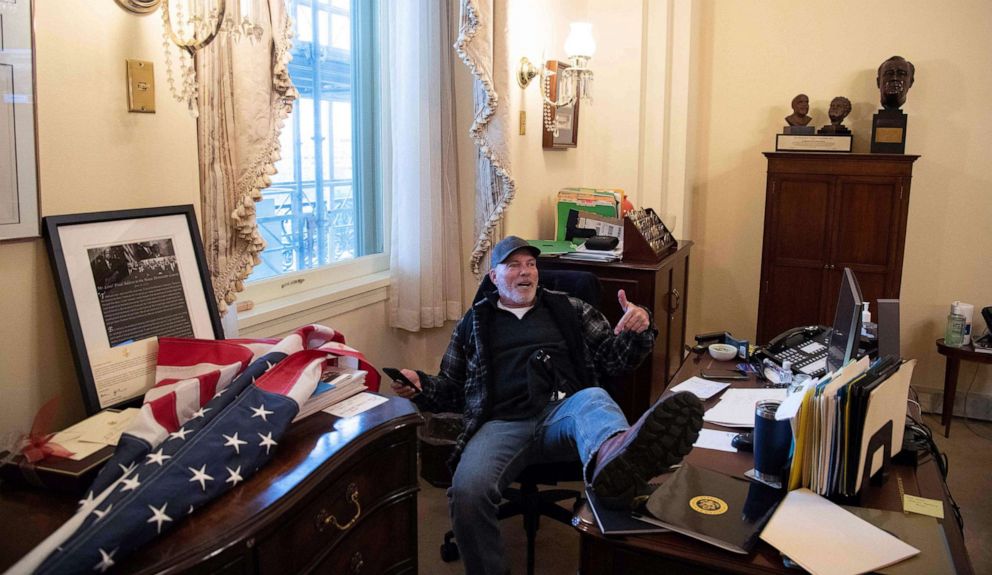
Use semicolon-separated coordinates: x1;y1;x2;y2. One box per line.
689;495;728;516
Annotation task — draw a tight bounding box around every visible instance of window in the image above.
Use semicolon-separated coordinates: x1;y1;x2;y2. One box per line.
248;0;383;295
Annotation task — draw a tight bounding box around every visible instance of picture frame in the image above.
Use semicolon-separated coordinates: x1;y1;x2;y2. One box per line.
542;60;580;150
0;0;40;239
44;205;224;414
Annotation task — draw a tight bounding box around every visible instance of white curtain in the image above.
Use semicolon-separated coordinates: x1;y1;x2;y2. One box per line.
384;0;464;331
454;0;517;276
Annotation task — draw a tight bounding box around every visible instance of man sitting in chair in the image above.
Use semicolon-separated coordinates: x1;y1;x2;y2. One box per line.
390;236;704;575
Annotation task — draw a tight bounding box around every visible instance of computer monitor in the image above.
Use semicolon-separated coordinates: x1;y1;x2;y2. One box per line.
826;268;864;373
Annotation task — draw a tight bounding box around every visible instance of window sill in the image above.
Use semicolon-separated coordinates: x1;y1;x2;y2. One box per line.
238;271;390;336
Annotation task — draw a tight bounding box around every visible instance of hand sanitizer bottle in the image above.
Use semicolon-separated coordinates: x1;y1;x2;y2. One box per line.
945;304;966;347
861;302;877;339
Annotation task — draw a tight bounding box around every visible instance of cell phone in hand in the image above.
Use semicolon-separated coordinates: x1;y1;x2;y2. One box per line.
382;367;418;390
700;369;748;380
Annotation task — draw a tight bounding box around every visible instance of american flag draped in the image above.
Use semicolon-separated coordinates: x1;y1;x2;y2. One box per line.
9;325;380;574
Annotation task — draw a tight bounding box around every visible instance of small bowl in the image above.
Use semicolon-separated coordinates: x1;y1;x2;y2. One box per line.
708;343;738;361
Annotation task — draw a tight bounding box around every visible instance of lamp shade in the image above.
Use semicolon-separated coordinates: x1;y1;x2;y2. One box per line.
563;22;595;58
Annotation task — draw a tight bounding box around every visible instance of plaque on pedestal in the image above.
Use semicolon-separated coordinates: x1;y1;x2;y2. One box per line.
775;133;853;153
871;109;908;154
783;125;815;135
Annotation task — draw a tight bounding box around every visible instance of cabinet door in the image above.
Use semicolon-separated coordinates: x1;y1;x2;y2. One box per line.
824;177;905;322
757;176;832;342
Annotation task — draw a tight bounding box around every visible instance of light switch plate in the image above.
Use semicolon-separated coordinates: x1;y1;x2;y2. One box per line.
126;59;155;113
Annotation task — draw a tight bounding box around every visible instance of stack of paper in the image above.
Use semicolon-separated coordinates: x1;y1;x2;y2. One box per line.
49;408;141;460
292;368;367;422
786;357;914;496
560;243;622;262
702;388;787;428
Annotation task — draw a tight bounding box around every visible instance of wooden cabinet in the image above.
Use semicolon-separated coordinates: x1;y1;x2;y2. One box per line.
539;242;692;422
0;398;423;575
756;153;918;344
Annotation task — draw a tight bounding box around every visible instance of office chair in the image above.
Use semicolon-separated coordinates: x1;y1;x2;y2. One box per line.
437;268;604;575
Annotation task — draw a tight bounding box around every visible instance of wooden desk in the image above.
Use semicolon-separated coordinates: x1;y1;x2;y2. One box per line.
0;397;423;574
573;357;974;575
935;338;992;438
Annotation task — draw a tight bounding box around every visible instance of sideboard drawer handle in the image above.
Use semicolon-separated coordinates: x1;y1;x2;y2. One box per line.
669;288;681;313
316;483;361;532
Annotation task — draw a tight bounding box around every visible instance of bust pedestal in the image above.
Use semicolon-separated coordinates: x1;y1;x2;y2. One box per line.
871;108;908;154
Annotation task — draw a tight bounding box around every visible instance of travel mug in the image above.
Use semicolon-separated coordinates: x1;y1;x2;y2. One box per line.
751;400;792;487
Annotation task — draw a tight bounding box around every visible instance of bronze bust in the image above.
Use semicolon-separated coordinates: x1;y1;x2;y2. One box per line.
818;96;852;135
785;94;812;126
877;56;915;110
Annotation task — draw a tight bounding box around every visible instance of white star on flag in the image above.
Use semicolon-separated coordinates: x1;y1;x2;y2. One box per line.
93;548;116;573
188;465;214;491
120;474;142;493
78;491;96;508
225;466;244;487
222;432;248;454
250;404;274;422
258;432;277;454
191;407;212;419
92;504;112;521
146;503;173;534
145;449;171;466
169;427;191;441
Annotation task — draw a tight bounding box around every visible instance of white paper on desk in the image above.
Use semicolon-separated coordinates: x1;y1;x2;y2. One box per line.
775;378;819;421
325;392;388;418
702;388;787;427
760;488;918;575
669;376;730;400
49;408;141;460
692;428;738;452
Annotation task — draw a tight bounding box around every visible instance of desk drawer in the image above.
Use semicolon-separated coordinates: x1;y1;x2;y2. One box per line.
256;436;417;574
309;495;416;574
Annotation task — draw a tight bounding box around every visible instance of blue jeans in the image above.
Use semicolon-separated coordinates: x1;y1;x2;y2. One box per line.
448;387;628;575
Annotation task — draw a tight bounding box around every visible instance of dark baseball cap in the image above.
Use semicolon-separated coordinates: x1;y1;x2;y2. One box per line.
491;236;541;268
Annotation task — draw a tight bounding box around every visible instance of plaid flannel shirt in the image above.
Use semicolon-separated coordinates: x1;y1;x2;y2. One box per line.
413;287;656;469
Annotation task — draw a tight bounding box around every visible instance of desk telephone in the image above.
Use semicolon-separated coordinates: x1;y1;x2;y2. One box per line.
761;325;877;377
762;325;832;377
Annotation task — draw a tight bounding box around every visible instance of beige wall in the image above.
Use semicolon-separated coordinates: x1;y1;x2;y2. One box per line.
0;3;200;438
688;0;992;397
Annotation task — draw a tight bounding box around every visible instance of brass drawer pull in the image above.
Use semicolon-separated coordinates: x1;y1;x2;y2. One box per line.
316;483;361;532
669;287;681;313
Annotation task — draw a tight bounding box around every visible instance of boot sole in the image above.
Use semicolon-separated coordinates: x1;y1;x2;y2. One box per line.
592;392;704;509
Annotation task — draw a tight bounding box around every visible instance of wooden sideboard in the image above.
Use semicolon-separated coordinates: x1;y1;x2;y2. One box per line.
757;153;918;344
539;242;692;422
0;397;423;575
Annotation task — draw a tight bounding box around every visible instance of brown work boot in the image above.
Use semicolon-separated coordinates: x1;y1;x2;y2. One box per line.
591;391;704;510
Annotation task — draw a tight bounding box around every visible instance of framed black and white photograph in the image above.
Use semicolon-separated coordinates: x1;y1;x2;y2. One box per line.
0;0;40;239
44;205;223;414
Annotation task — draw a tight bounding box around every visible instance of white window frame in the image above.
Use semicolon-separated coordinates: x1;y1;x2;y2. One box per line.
239;0;387;332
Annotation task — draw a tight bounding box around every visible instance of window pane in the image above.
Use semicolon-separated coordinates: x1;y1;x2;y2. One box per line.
296;4;312;43
331;14;350;50
249;0;380;285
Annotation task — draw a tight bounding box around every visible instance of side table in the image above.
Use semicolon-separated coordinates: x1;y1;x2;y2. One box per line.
935;338;992;437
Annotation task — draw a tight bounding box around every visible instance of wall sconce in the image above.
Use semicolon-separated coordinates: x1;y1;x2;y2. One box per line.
518;22;596;137
159;0;265;115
